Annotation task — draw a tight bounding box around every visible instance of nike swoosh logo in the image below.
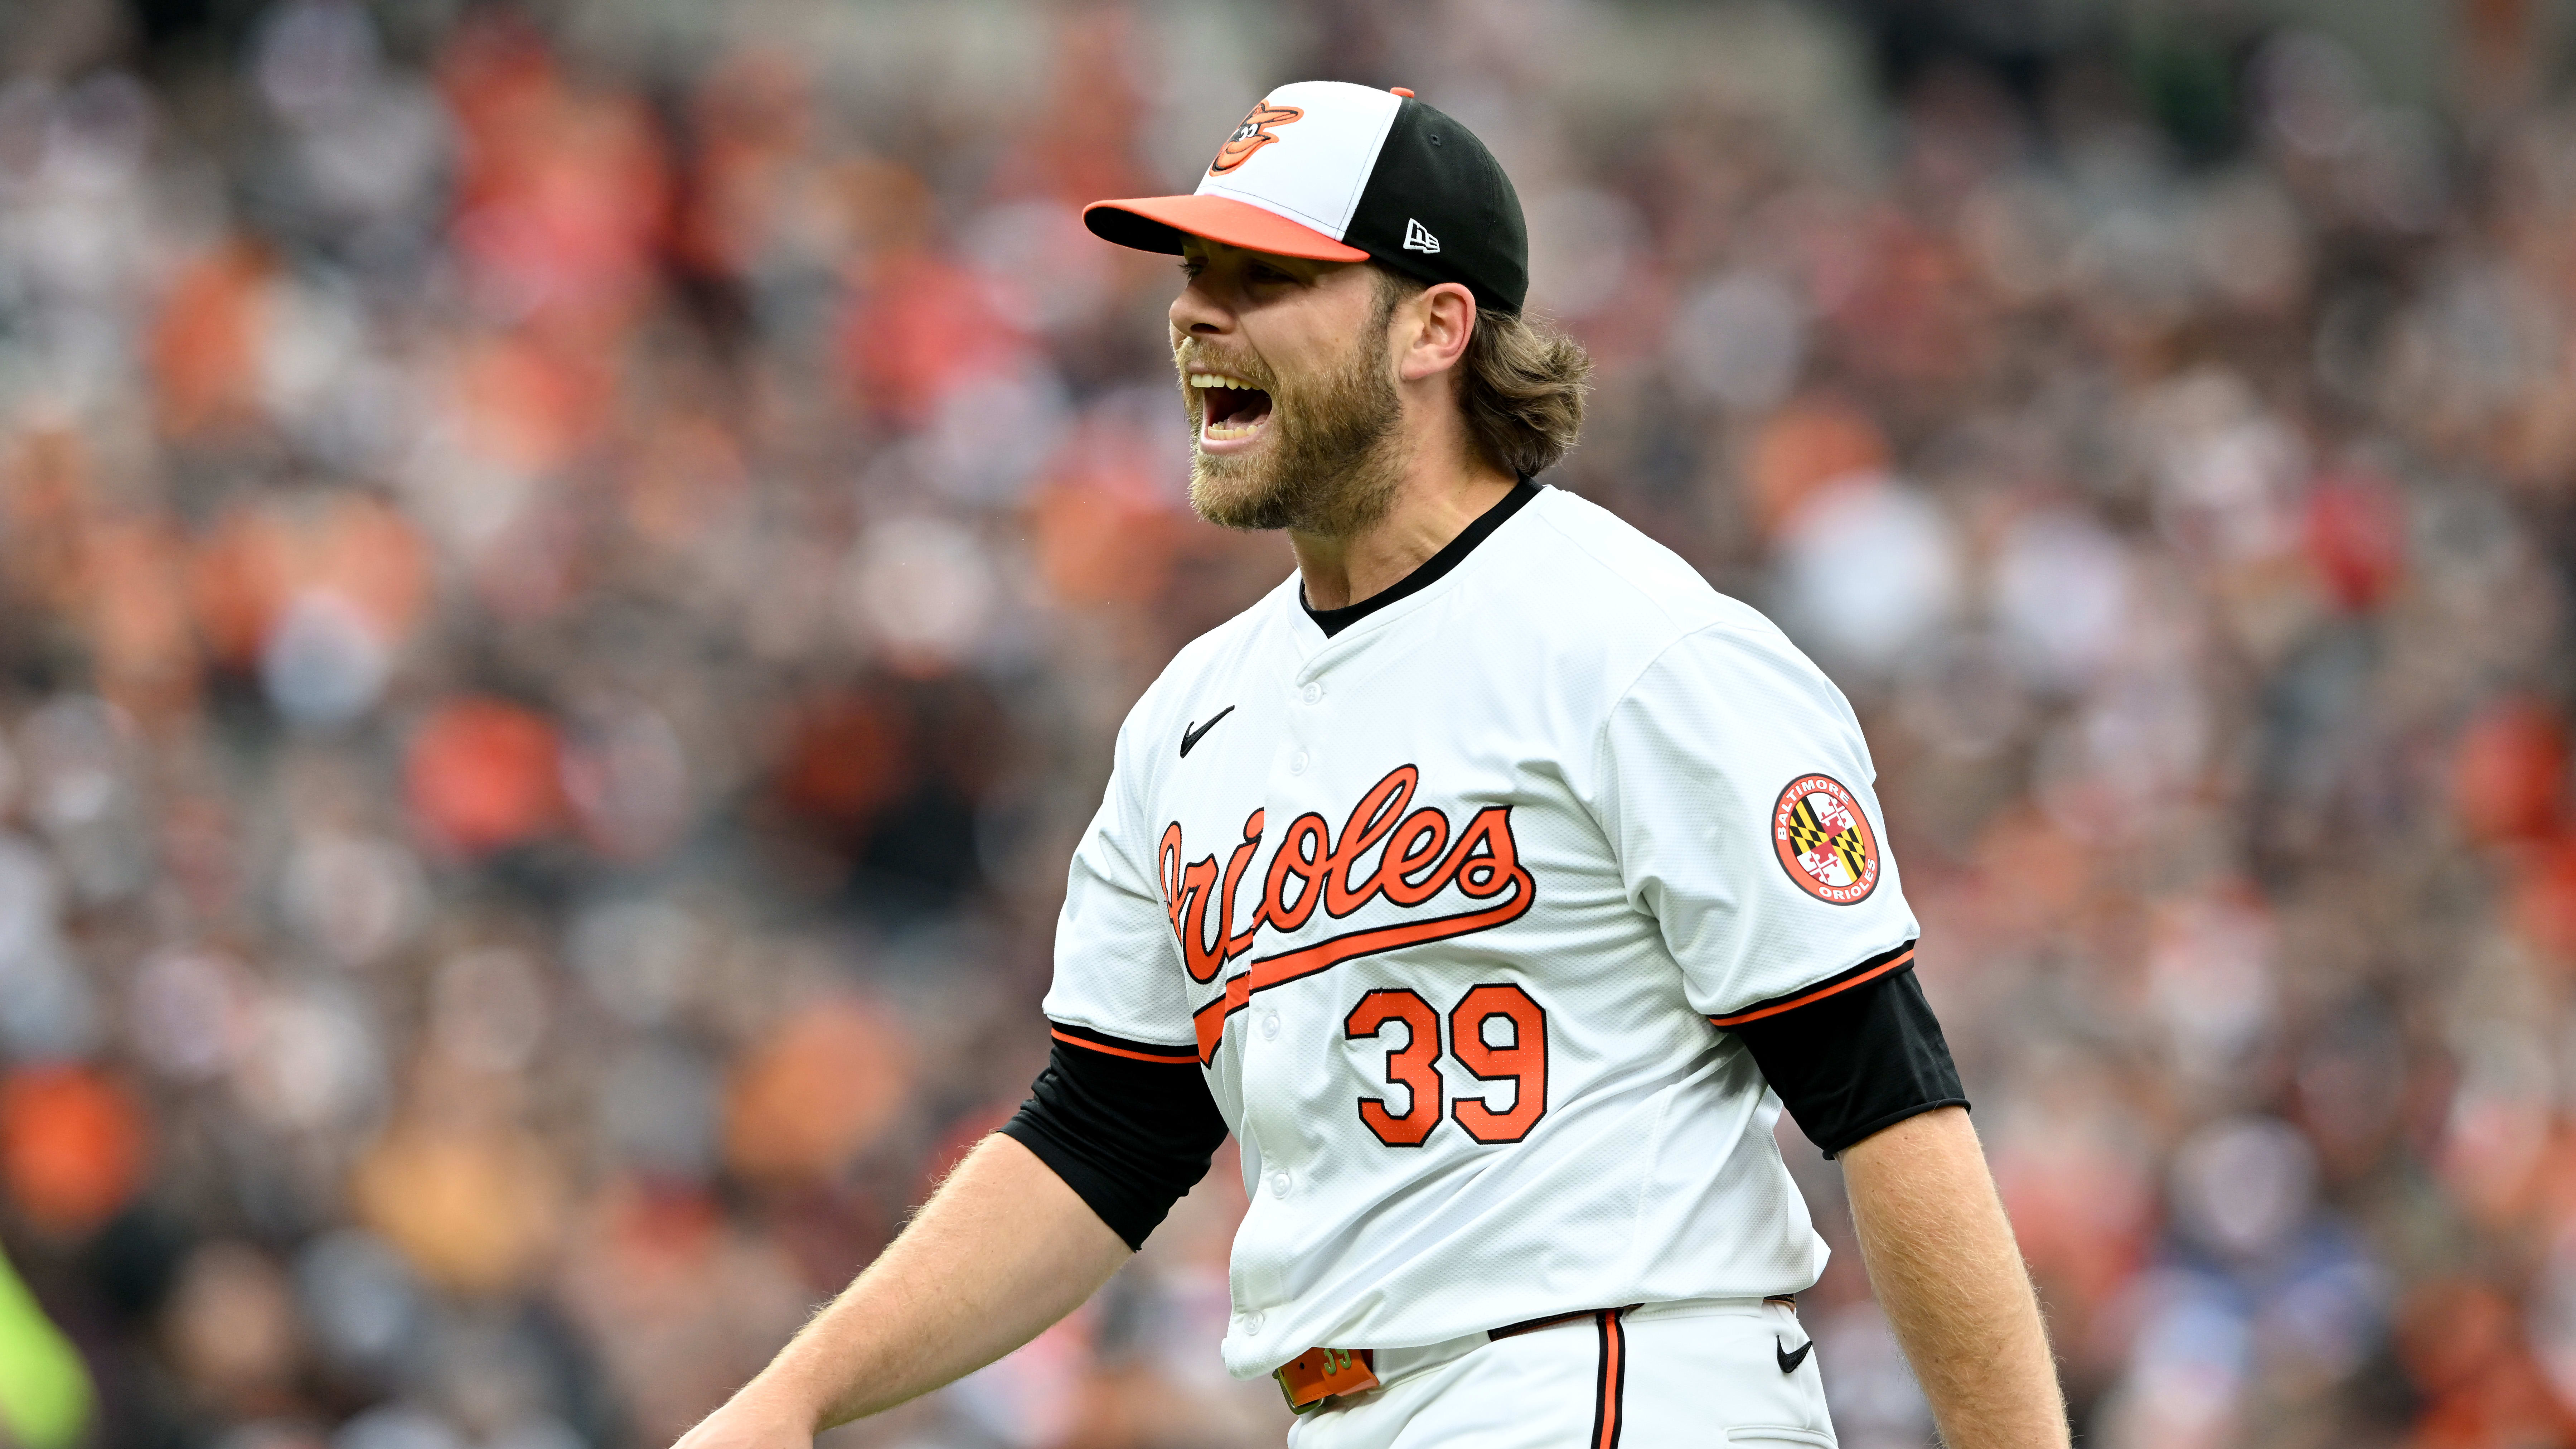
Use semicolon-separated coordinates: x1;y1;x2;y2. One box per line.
1775;1337;1812;1374
1180;706;1235;758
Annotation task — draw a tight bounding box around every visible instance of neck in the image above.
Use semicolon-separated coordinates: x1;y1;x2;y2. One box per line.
1291;444;1515;611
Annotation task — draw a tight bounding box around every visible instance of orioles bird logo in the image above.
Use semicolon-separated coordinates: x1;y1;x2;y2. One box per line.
1210;100;1303;174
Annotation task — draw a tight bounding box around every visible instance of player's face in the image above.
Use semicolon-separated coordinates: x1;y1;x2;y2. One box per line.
1170;239;1406;536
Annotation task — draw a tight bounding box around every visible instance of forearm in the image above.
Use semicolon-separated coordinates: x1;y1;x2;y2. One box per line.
734;1133;1132;1431
1839;1107;2067;1449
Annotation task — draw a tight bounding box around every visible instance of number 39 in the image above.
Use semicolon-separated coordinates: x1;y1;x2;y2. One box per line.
1343;984;1548;1147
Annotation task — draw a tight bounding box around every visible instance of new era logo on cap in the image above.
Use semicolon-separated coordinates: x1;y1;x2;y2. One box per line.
1083;80;1529;314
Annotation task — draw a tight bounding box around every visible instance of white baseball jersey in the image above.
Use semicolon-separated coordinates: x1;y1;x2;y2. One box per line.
1044;486;1919;1379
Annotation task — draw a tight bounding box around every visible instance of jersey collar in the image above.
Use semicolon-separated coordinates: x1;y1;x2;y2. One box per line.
1299;477;1542;639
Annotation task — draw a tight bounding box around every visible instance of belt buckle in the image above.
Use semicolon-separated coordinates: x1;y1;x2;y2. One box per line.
1273;1346;1379;1414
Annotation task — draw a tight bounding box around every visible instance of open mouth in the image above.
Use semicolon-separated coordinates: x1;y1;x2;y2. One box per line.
1189;371;1274;446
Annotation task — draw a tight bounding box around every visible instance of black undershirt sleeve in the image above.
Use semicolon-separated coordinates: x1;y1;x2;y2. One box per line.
1002;962;1956;1243
998;1029;1230;1251
1729;965;1968;1158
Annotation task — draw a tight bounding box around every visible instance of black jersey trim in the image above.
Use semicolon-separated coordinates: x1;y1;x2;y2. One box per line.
1048;1021;1203;1065
1705;939;1917;1028
1302;477;1540;638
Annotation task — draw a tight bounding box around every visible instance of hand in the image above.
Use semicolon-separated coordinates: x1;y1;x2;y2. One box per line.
671;1380;821;1449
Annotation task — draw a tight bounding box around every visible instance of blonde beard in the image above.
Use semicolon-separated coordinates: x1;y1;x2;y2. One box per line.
1182;298;1407;537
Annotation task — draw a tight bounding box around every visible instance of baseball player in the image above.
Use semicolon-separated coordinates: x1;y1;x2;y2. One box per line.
680;82;2067;1449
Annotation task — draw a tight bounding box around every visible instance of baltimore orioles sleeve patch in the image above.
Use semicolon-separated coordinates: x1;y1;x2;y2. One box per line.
1772;773;1881;905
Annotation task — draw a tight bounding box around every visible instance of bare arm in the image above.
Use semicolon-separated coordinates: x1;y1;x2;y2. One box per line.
1839;1106;2068;1449
676;1133;1132;1446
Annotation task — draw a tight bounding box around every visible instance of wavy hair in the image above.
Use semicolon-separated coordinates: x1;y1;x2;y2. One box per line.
1378;268;1593;479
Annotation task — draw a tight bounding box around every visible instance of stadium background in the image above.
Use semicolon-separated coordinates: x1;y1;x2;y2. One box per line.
1;0;2573;1445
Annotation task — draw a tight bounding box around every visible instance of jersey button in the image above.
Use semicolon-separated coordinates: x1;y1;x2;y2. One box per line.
1241;1310;1265;1334
1269;1170;1293;1197
1301;682;1323;704
1260;1010;1281;1038
1289;751;1308;774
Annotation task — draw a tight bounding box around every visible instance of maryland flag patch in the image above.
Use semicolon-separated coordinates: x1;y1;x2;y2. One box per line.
1772;774;1881;905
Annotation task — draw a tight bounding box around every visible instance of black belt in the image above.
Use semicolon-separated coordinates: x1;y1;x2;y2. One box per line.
1489;1294;1794;1341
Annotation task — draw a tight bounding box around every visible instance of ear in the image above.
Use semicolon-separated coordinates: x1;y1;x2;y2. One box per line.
1392;281;1479;383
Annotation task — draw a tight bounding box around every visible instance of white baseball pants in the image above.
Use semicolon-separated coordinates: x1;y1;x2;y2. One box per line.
1281;1298;1835;1449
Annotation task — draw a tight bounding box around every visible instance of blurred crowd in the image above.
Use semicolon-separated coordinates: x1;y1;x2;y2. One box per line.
3;0;2576;1446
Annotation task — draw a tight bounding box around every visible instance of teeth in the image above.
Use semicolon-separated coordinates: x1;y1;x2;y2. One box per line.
1188;372;1259;390
1204;414;1267;440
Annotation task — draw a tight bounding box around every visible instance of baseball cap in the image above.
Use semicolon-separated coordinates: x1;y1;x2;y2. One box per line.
1085;81;1529;315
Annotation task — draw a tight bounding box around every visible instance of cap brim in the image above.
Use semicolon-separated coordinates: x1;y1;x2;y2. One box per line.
1083;194;1370;262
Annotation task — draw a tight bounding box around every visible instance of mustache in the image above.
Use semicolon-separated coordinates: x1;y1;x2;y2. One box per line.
1172;345;1275;390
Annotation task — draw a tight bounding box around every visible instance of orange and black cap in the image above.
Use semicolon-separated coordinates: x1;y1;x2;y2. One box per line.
1086;80;1529;315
